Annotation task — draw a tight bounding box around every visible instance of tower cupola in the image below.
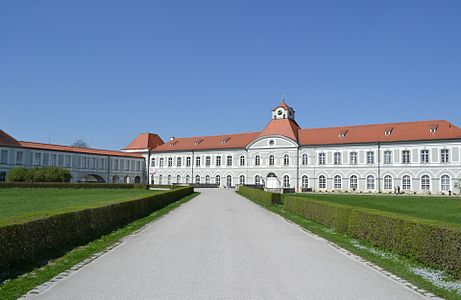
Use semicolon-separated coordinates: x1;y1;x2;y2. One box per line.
271;99;295;120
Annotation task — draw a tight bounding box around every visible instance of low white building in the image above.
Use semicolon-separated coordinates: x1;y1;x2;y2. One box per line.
125;102;461;195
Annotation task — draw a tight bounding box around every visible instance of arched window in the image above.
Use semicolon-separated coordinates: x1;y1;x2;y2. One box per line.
134;176;141;184
195;174;201;184
319;175;326;189
239;175;245;185
283;175;290;188
205;175;210;184
302;153;308;165
301;175;309;189
167;175;171;185
421;175;430;191
441;175;451;191
176;174;181;183
255;155;261;166
402;175;411;190
186;175;190;183
255;175;261;185
215;175;221;186
349;175;357;190
159;174;163;184
334;175;342;189
269;155;275;166
240;155;245;166
112;175;119;183
384;175;393;190
283;154;290;166
226;175;232;187
366;175;375;190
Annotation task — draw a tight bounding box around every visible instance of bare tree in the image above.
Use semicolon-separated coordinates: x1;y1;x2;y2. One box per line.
71;139;89;148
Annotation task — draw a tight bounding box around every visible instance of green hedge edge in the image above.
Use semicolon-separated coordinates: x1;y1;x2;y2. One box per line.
0;182;187;190
238;186;281;205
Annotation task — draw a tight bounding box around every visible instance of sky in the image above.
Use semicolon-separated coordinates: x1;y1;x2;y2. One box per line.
1;0;460;150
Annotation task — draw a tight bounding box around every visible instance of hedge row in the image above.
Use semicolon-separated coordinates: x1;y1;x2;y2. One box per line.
238;186;281;205
284;196;461;278
0;182;151;190
0;186;194;272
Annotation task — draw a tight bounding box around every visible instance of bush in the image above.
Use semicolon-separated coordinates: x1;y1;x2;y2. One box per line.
0;186;194;273
6;167;71;182
238;186;281;205
0;182;150;189
283;196;461;279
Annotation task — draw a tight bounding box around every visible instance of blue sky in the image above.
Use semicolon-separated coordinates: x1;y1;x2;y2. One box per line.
1;0;460;149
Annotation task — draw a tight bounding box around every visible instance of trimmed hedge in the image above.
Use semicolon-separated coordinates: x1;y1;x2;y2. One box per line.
0;186;194;273
284;196;461;279
0;182;150;190
239;186;281;205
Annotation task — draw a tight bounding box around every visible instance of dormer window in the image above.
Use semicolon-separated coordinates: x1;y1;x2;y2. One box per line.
194;139;204;146
384;127;393;136
221;137;231;144
338;130;348;139
429;125;438;134
170;141;178;147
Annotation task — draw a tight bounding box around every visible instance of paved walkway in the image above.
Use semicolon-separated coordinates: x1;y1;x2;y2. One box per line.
30;189;426;299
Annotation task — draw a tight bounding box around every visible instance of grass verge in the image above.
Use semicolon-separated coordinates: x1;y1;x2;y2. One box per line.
238;191;461;300
0;192;199;300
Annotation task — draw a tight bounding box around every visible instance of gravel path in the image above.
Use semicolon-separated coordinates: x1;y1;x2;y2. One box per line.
29;189;427;299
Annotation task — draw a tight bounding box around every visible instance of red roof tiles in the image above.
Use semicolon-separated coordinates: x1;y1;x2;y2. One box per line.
0;130;22;147
259;119;300;141
124;133;164;150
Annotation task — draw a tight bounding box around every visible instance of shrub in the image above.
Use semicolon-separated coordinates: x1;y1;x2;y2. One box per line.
6;167;71;182
283;196;461;279
0;182;150;189
0;186;194;273
238;186;280;205
5;167;29;182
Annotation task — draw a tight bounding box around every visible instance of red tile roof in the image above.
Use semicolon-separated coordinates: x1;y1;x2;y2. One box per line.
272;102;290;110
19;141;144;158
259;119;300;141
0;130;22;147
124;133;164;150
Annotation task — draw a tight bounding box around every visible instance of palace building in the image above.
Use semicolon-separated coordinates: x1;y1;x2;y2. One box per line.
2;101;461;194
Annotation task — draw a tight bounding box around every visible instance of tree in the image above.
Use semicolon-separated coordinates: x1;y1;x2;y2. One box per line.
71;139;89;148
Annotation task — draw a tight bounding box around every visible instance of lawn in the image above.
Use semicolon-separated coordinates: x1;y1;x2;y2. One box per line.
0;189;164;226
287;193;461;226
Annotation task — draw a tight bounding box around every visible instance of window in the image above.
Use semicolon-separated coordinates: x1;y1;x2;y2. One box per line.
186;157;191;167
216;156;221;166
302;153;308;165
421;150;429;163
151;158;156;167
240;155;245;166
196;156;201;167
421;175;430;191
215;175;221;186
16;151;24;165
318;153;326;165
176;174;181;183
159;175;163;184
159;157;164;167
34;152;41;166
82;157;88;169
205;175;210;184
255;175;261;185
113;159;119;170
301;175;309;189
195;175;201;184
367;175;375;190
283;154;290;166
58;154;64;166
350;175;358;191
125;160;130;171
283;175;290;188
367;151;374;164
441;175;451;191
350;152;357;165
0;171;6;182
226;175;232;187
334;152;341;165
43;153;49;166
402;175;411;190
402;150;410;164
0;150;8;164
167;175;171;185
441;149;449;163
319;175;326;189
168;157;173;167
206;156;211;166
227;156;233;166
334;175;342;189
269;155;275;166
384;151;392;164
384;175;393;190
136;161;141;171
65;155;71;168
255;155;261;166
177;157;182;167
186;175;190;183
239;175;245;185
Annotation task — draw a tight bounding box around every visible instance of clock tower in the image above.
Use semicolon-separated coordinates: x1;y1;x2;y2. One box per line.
271;99;295;120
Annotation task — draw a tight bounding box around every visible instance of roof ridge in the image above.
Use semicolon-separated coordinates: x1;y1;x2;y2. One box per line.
298;120;450;131
20;140;127;153
169;131;261;141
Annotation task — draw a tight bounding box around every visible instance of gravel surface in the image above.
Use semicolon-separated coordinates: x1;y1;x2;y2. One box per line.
30;189;427;300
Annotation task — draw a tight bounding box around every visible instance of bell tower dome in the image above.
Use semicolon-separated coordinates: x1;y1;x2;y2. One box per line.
271;98;295;120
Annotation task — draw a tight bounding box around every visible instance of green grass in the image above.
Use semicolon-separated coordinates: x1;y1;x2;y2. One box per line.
0;192;199;300
287;193;461;226
240;192;461;300
0;189;164;226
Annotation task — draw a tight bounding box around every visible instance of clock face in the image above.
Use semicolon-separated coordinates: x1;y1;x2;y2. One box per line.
277;110;283;115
